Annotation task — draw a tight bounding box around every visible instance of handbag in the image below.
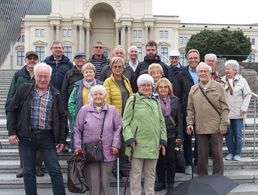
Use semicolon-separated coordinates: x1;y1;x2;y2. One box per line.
67;154;89;193
83;110;107;163
175;145;186;173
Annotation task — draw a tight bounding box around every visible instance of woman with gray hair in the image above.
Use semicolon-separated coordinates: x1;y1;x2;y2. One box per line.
68;63;103;151
123;74;167;195
221;60;252;161
73;85;122;195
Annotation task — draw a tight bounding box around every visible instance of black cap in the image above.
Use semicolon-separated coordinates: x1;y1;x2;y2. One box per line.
25;51;39;58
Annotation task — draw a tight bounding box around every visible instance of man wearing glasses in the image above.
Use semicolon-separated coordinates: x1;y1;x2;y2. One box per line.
89;41;110;80
5;51;45;178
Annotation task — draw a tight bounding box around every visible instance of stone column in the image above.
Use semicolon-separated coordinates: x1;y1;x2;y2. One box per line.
115;27;119;46
56;25;60;41
73;25;78;51
79;25;85;51
121;26;126;49
144;26;149;44
127;26;131;48
86;27;90;56
49;25;54;47
150;26;155;41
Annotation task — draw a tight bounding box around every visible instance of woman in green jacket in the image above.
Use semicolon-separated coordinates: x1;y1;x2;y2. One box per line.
123;74;167;195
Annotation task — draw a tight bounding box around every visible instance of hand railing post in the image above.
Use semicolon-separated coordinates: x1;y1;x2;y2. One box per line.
253;98;257;159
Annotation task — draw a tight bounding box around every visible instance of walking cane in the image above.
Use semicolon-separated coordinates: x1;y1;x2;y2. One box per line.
117;157;120;195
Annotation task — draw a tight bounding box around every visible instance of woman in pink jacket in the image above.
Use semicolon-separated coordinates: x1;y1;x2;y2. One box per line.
74;85;122;195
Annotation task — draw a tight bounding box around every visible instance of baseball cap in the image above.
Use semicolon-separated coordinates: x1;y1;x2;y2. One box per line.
169;50;180;57
25;51;39;58
74;51;86;58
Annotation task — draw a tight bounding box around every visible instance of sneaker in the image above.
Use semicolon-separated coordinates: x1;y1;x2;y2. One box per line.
184;165;192;175
233;155;241;161
225;154;233;160
154;182;166;191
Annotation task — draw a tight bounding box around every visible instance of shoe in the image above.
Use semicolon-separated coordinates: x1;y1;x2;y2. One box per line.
225;154;233;160
16;168;23;178
154;182;166;191
36;167;45;177
233;155;241;161
184;165;192;175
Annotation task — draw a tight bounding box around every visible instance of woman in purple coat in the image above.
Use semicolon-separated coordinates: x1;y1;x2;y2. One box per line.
74;85;122;195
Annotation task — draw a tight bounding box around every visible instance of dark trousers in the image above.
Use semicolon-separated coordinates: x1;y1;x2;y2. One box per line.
20;131;66;195
196;133;224;176
18;145;43;169
156;137;176;185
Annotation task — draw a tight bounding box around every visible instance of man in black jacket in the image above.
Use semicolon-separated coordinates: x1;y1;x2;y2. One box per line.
134;41;168;82
6;63;66;195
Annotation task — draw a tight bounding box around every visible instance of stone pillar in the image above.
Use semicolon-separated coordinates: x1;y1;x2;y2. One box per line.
79;25;85;51
56;25;60;41
121;26;126;49
144;26;149;44
86;27;90;56
49;25;54;48
127;26;131;48
115;27;119;46
150;26;155;41
73;25;78;51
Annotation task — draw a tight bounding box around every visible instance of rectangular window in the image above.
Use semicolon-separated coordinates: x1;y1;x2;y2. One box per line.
133;30;142;38
17;51;24;66
35;46;45;61
35;29;45;37
248;52;255;62
63;28;72;37
184;37;189;44
159;30;169;38
137;47;143;61
64;46;72;60
179;36;189;44
160;47;169;64
251;38;255;45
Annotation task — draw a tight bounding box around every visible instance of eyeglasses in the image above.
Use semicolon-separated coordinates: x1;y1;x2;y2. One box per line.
158;85;169;89
27;57;38;60
94;46;103;49
112;65;123;69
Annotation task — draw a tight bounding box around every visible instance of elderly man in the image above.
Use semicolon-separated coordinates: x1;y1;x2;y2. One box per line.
127;45;140;92
204;53;220;82
5;51;44;178
186;62;229;176
89;41;110;80
6;63;66;195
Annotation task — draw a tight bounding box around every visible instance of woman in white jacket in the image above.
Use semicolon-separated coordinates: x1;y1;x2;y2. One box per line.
221;60;252;161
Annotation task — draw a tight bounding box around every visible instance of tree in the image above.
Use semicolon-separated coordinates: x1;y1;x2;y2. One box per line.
185;29;252;62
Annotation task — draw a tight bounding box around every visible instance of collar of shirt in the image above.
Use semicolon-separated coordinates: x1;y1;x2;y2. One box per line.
199;79;211;90
128;60;139;71
188;67;198;84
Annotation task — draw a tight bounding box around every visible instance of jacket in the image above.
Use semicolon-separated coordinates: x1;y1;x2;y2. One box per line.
73;103;122;162
167;64;183;97
123;93;167;159
61;66;83;112
68;79;103;125
186;80;229;134
159;96;183;139
221;74;252;119
44;55;73;91
5;66;34;110
103;74;133;114
6;83;66;144
134;55;168;81
89;54;110;80
177;66;195;116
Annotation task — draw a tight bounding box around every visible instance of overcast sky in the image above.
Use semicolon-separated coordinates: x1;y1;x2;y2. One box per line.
153;0;257;24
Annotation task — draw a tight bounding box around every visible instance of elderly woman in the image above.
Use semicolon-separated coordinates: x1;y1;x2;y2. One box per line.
68;63;103;151
148;63;164;83
74;85;122;195
154;78;183;193
103;56;133;178
221;60;252;161
204;53;220;82
123;74;167;195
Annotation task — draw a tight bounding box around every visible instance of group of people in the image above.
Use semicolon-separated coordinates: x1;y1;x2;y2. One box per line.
5;39;252;195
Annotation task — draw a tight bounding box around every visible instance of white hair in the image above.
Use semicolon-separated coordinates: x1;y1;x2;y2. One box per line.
127;45;139;54
137;74;154;87
34;62;52;77
196;62;212;73
225;60;239;73
204;53;217;62
89;85;107;103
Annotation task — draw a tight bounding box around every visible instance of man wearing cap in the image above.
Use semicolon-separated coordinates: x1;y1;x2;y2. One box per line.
44;41;73;91
167;50;183;96
5;51;45;178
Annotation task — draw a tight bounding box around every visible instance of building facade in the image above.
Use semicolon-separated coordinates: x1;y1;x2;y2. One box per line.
1;0;258;69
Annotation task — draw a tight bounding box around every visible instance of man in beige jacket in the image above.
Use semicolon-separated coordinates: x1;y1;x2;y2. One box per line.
186;62;229;176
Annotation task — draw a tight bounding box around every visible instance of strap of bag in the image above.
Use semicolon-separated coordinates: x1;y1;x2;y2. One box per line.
168;115;176;127
99;110;107;140
199;85;221;116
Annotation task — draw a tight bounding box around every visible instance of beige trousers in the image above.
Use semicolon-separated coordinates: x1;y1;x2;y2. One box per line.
130;158;157;195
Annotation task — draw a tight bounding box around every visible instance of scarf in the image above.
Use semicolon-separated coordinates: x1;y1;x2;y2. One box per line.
159;95;171;117
225;77;234;95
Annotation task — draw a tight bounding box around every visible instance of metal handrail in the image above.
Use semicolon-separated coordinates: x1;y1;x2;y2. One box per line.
251;92;258;159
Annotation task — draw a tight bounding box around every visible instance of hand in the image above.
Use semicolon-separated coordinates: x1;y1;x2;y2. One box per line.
175;138;183;145
74;148;83;155
130;142;136;151
186;125;194;135
240;110;246;116
56;144;64;153
159;144;166;156
218;128;228;135
8;135;18;145
111;147;119;155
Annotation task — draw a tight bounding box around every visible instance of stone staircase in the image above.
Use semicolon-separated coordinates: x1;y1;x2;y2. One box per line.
1;69;258;194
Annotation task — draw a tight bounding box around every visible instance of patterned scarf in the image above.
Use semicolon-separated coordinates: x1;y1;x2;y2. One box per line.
225;77;234;95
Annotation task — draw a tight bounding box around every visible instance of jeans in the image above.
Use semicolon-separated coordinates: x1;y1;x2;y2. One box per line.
20;131;66;195
225;119;243;156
